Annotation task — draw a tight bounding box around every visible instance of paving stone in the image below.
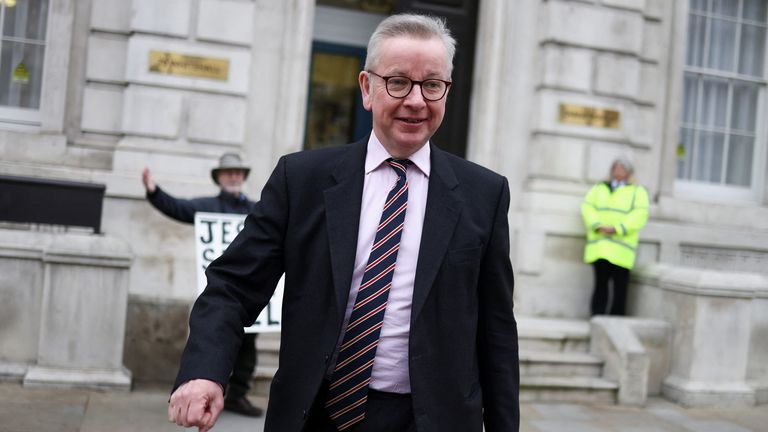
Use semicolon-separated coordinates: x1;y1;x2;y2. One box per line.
531;420;609;432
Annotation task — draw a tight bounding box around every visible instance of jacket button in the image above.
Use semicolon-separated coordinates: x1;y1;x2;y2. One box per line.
303;409;308;419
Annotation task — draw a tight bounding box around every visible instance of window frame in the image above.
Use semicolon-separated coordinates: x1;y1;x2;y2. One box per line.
674;0;768;203
0;0;51;128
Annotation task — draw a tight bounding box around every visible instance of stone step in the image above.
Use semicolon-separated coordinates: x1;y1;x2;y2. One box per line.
520;350;603;378
520;376;618;404
517;316;591;353
252;365;277;396
255;332;280;367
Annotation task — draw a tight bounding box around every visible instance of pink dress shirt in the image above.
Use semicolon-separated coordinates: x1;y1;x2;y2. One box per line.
333;133;430;394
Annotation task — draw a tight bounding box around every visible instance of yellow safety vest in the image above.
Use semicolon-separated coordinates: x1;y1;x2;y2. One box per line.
581;182;649;269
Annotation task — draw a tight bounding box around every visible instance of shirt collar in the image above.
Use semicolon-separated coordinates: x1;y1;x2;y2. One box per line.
365;132;431;177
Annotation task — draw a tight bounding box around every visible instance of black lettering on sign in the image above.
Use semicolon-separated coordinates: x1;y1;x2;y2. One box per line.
199;220;216;243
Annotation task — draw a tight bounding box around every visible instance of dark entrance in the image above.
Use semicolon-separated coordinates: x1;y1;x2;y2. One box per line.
395;0;480;158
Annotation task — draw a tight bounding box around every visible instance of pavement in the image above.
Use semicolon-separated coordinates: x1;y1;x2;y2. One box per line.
1;381;767;432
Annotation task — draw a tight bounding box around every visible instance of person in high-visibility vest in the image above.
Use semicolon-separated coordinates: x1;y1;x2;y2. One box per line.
581;158;648;315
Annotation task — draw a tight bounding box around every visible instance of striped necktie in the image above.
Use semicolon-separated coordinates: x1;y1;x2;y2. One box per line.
325;158;411;431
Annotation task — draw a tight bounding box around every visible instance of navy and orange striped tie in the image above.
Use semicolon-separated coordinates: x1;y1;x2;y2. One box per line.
325;159;410;431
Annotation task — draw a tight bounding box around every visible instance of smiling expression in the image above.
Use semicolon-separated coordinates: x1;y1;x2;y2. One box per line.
359;36;450;159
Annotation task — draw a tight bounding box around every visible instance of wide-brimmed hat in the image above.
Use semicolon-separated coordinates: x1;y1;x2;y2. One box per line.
211;152;250;184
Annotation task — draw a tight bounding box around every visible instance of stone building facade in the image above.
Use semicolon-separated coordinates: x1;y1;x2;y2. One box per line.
0;0;765;406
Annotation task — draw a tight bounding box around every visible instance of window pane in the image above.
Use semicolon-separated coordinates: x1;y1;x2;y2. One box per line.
700;76;729;128
2;0;50;41
725;135;754;186
743;0;767;22
683;73;699;125
731;81;759;132
711;0;739;17
707;18;737;71
694;131;725;183
686;14;707;67
738;24;766;76
690;0;708;13
677;127;696;180
0;41;45;109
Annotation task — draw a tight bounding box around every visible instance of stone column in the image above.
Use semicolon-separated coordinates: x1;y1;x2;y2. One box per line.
24;233;133;390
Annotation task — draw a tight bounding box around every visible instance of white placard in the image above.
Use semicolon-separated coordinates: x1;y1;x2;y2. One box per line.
195;212;283;333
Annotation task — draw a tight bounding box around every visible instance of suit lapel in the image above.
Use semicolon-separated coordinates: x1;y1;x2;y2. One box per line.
411;145;462;322
324;139;367;317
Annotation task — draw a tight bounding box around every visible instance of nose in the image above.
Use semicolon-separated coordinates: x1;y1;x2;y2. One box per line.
403;83;427;107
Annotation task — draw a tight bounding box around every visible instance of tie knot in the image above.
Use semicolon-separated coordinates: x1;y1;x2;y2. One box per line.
387;159;410;177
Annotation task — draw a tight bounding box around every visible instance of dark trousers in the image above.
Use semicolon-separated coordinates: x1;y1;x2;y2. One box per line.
227;333;258;399
591;259;629;316
303;381;416;432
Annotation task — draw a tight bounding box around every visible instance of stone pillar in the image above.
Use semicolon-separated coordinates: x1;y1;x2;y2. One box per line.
23;233;133;390
631;264;768;406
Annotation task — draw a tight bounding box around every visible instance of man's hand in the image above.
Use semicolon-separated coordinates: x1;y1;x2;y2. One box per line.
168;379;224;432
142;167;156;193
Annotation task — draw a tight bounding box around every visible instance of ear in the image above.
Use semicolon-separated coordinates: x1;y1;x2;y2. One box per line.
359;71;373;112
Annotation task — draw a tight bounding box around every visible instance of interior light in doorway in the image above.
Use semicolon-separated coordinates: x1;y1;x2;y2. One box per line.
1;0;17;7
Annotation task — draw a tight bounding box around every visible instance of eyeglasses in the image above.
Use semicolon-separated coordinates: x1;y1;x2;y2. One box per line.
367;71;451;101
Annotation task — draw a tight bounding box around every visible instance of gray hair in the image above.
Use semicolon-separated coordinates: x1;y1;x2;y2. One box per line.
364;14;456;77
610;158;635;177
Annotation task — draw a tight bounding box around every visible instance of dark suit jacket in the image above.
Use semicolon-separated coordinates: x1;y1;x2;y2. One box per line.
174;138;519;431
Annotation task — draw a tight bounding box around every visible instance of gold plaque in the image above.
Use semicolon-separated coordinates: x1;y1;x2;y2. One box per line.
148;51;229;81
558;103;620;129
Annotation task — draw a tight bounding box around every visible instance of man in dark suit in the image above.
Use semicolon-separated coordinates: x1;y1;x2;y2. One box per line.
168;13;519;432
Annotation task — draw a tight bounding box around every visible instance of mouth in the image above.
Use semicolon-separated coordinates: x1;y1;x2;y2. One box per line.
397;117;426;124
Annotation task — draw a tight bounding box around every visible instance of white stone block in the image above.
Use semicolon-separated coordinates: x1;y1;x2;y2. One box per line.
187;94;247;144
535;90;654;148
125;35;252;95
642;21;664;61
586;142;635;183
81;86;124;134
644;0;667;20
595;54;641;98
544;2;644;54
122;86;183;138
198;0;255;46
91;0;131;32
638;63;662;105
541;45;593;92
602;0;645;12
86;35;127;82
530;135;587;181
130;0;191;37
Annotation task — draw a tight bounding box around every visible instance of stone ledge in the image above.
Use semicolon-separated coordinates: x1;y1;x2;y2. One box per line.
663;375;756;408
24;366;132;391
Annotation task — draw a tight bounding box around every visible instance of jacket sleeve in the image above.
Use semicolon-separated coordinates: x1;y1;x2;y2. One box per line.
478;177;520;431
173;157;288;391
616;186;649;236
146;186;200;224
581;185;601;232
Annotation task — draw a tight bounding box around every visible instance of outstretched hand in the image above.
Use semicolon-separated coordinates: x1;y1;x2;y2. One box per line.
142;167;156;193
168;379;224;432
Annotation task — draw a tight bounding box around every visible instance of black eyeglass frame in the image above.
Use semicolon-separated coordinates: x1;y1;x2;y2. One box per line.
367;71;452;101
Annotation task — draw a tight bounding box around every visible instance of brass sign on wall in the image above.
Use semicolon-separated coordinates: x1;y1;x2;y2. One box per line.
148;51;229;81
558;103;620;129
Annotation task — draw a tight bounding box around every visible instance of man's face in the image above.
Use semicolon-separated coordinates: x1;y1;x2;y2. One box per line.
216;169;246;195
611;164;629;182
359;36;450;159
